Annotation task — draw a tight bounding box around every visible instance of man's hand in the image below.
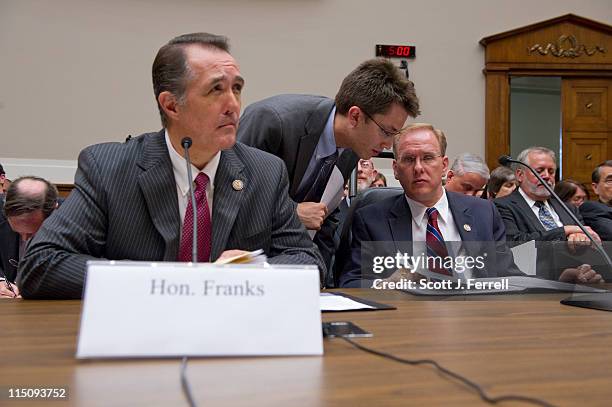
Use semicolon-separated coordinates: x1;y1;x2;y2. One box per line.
564;226;601;243
0;281;21;298
297;202;328;230
559;264;604;284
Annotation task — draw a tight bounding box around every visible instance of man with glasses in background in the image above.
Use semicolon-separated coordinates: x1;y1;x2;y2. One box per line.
577;160;612;241
238;59;420;275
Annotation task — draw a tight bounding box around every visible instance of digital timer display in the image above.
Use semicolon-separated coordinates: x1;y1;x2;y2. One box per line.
376;44;416;58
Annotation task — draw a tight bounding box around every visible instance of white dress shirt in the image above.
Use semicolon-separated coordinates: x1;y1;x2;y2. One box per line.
165;131;220;231
518;188;563;227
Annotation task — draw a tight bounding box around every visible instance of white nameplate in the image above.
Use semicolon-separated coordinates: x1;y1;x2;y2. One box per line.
76;261;323;358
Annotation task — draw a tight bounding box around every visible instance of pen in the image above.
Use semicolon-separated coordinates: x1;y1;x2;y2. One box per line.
0;268;18;298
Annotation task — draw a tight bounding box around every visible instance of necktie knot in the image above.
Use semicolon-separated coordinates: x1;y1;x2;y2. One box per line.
426;207;439;222
194;172;209;191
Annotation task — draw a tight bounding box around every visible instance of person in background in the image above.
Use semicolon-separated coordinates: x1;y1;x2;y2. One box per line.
554;179;590;208
484;166;518;199
371;173;387;188
357;159;378;191
580;161;612;241
445;153;489;196
1;176;59;298
238;58;420;273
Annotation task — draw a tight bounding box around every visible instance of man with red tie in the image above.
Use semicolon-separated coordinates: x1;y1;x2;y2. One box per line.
339;124;601;287
19;33;324;299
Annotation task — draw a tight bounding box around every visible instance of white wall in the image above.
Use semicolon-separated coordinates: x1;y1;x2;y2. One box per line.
1;0;611;183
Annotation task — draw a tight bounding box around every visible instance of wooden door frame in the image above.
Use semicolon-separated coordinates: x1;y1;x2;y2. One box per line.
480;14;612;171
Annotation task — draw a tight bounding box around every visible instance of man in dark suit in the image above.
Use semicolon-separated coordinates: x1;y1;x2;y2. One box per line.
237;60;420;276
494;147;600;244
340;125;602;287
19;33;324;299
580;160;612;241
340;124;520;287
493;147;606;281
1;176;59;298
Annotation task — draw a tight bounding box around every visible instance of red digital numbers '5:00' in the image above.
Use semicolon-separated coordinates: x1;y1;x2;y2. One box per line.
376;44;416;59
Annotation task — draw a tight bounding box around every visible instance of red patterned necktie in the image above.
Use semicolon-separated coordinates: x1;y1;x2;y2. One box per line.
178;172;212;262
425;207;451;276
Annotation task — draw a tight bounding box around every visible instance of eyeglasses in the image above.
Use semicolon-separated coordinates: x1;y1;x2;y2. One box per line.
398;153;442;167
362;110;401;139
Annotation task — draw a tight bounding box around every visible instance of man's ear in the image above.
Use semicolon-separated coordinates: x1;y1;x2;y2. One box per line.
347;106;362;127
158;91;179;122
446;169;454;183
392;160;399;180
515;168;525;183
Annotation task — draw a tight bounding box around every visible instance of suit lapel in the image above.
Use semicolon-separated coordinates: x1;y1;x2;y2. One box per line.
447;193;476;241
136;131;181;260
550;199;576;225
289;99;336;197
511;190;546;232
210;148;245;260
388;195;413;253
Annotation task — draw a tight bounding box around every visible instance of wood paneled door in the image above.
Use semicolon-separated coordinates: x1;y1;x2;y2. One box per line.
562;79;612;193
481;14;612;174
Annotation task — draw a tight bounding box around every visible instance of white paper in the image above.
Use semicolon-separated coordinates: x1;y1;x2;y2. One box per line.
320;293;374;311
77;262;323;358
511;240;537;275
309;166;346;239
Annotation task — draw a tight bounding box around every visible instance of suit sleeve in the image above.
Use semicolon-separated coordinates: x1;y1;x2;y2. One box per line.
18;147;109;299
494;199;566;242
339;209;372;288
581;203;612;241
489;203;525;277
265;159;327;284
237;104;284;155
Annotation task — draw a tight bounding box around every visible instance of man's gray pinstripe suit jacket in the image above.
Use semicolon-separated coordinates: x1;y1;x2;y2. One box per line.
18;130;325;298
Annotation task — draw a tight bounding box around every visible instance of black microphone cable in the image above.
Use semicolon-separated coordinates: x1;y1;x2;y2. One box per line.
180;357;197;407
340;336;556;407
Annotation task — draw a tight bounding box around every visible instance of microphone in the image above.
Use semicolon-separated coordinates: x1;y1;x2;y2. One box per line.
499;155;612;269
182;137;198;263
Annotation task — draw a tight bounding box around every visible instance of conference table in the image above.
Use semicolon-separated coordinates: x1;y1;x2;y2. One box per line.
2;289;612;406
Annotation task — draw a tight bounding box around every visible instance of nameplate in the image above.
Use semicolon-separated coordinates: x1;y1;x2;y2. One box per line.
76;261;323;358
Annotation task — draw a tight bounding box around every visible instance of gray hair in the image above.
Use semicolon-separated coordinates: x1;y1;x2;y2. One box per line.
450;153;490;180
514;146;556;172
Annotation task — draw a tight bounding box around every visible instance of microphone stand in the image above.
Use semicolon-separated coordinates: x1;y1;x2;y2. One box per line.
182;137;198;263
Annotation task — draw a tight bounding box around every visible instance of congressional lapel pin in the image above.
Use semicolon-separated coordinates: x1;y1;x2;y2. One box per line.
463;224;472;232
232;180;244;191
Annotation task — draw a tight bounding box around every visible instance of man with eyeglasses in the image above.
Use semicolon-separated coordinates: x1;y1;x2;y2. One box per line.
340;124;602;287
573;160;612;241
238;59;420;276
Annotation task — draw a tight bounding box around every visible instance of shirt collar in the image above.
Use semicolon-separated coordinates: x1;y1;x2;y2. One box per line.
405;189;450;225
518;187;548;210
316;106;344;159
165;130;220;197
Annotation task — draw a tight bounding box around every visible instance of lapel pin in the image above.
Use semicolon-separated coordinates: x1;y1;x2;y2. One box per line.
463;224;471;232
232;180;244;191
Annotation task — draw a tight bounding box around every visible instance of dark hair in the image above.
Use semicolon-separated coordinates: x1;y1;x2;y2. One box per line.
0;163;4;175
152;32;230;127
487;166;517;198
554;179;590;203
592;160;612;183
335;58;420;118
372;173;387;187
3;176;58;218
